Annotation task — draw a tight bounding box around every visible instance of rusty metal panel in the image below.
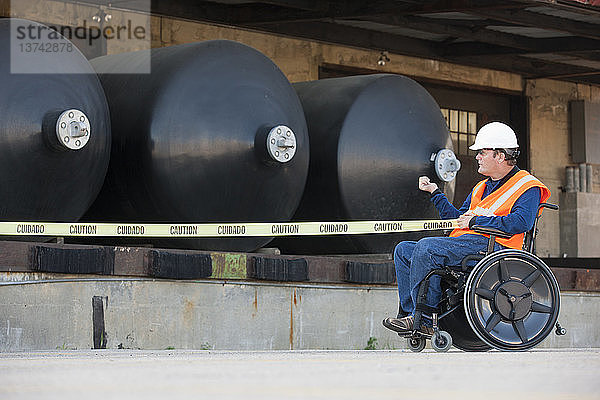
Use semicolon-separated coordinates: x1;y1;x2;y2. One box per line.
575;269;600;291
112;246;148;276
552;267;600;292
210;253;247;279
0;241;33;272
304;256;347;283
551;268;577;290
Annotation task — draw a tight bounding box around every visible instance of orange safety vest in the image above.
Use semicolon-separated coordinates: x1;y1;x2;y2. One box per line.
450;170;551;249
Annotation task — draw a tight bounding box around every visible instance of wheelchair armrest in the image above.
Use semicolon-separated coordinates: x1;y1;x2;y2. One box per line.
539;203;558;211
471;225;512;239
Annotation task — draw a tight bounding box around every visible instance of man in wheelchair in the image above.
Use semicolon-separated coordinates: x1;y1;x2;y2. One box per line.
383;122;561;351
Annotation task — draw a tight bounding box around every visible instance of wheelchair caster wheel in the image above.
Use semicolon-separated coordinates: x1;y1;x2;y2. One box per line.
407;337;425;352
555;322;566;336
432;331;452;352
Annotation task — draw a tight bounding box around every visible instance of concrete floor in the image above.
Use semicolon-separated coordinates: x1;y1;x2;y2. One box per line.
1;349;598;400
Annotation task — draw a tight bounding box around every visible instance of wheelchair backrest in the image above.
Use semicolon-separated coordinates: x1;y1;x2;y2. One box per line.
522;202;559;254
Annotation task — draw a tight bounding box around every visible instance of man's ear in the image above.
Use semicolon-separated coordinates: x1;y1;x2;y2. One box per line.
497;151;505;163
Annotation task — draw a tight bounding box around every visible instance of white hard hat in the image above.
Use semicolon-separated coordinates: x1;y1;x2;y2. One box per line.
469;122;518;150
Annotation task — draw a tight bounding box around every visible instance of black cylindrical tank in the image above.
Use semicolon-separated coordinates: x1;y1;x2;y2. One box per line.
276;74;454;254
85;40;309;252
0;19;111;222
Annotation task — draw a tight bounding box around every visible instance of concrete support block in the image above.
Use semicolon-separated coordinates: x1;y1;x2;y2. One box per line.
560;192;600;257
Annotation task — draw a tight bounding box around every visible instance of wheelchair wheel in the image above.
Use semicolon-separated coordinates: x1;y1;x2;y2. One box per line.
464;249;560;351
432;331;452;352
407;337;425;352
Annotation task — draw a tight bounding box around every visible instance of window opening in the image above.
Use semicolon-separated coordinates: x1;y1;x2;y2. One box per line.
441;108;477;156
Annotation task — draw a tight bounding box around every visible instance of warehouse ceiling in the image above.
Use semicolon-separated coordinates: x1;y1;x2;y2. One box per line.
81;0;600;85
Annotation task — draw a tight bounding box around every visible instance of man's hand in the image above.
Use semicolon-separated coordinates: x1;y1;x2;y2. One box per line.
418;176;438;193
457;211;476;229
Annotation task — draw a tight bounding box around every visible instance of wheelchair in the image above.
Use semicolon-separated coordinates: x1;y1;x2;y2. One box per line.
406;203;565;352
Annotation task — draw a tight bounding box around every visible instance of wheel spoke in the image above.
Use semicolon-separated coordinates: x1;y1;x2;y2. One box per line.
498;260;510;283
513;320;528;343
475;288;495;300
531;301;553;314
521;269;541;288
485;312;502;332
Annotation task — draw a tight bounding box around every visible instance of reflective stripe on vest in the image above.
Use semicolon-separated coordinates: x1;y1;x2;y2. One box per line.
471;174;538;216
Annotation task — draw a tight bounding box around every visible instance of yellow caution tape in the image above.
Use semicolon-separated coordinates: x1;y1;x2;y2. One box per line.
0;219;458;237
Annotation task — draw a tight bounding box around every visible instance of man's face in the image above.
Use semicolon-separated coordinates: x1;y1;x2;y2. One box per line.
475;149;500;176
